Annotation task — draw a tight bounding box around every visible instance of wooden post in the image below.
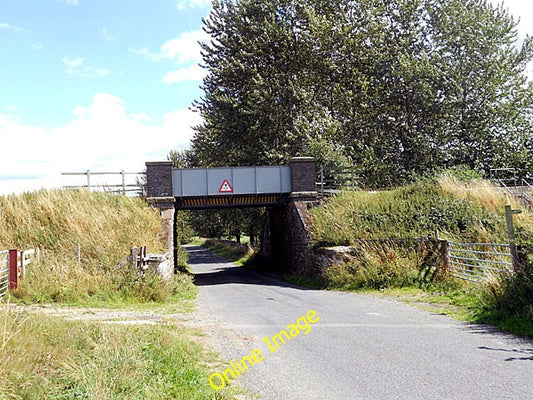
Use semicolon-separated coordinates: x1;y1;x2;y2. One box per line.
505;204;521;270
121;170;126;194
131;247;139;270
320;167;324;201
86;169;91;190
440;239;450;274
8;249;18;289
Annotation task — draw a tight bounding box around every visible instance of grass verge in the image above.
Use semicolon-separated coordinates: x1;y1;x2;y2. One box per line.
307;173;533;337
284;274;533;338
0;302;236;400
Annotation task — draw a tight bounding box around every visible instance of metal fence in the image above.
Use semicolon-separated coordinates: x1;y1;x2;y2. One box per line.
0;250;8;297
317;166;358;199
446;241;513;282
61;170;146;195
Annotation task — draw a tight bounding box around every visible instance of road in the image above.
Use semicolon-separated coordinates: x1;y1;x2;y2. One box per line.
186;245;533;400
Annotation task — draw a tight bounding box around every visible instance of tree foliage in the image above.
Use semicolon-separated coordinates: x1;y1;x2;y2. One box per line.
192;0;533;187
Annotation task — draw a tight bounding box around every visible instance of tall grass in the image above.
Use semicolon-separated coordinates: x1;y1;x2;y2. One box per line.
0;306;233;400
310;175;531;246
324;241;423;290
0;189;162;257
0;190;194;304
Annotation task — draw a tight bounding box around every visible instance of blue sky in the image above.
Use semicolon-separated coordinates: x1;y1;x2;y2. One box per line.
0;0;531;194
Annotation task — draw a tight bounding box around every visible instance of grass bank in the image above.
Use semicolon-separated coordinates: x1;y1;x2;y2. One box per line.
308;174;533;336
0;189;195;305
0;190;243;399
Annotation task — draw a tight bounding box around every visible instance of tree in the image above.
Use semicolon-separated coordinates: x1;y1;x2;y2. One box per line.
192;0;533;186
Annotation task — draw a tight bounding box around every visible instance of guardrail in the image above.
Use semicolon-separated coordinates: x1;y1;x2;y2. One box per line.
317;166;358;199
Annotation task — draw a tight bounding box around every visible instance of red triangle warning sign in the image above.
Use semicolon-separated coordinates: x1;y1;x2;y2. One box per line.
219;179;234;193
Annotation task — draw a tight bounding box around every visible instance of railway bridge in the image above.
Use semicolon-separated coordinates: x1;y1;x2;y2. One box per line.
145;157;317;274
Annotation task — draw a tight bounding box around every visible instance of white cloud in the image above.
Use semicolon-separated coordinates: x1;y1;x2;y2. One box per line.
0;113;19;127
57;0;80;5
0;22;26;33
133;30;208;64
99;27;115;41
132;30;208;83
160;30;208;63
163;64;206;84
63;56;85;68
63;56;110;78
0;94;201;194
176;0;211;11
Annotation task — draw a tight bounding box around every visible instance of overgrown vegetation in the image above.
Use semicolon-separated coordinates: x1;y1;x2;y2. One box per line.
309;174;533;335
0;305;234;400
0;189;195;305
0;190;242;399
310;174;529;245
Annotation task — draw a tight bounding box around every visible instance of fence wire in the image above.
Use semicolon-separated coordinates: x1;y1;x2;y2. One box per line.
447;241;513;282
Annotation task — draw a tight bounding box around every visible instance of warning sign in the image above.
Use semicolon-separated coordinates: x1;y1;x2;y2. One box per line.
219;179;234;193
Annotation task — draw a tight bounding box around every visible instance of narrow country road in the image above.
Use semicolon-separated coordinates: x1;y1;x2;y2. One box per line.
186;245;533;400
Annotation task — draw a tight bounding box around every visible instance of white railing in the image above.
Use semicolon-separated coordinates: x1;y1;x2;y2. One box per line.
0;248;41;297
0;250;8;297
61;170;146;195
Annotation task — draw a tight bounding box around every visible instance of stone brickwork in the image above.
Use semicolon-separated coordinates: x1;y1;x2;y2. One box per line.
290;157;317;194
145;161;176;274
261;200;315;275
146;157;321;276
146;161;173;198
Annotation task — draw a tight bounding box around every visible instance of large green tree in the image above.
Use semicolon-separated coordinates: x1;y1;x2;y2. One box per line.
192;0;533;186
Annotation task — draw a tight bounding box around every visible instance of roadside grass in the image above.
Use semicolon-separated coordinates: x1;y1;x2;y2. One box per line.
9;253;198;308
369;282;533;337
0;190;247;399
308;173;533;337
0;302;236;400
192;237;255;267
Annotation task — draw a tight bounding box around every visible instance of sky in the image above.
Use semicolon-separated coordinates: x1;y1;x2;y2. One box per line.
0;0;532;194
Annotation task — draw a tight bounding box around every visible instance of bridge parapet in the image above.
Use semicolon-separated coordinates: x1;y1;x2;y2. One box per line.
146;157;317;210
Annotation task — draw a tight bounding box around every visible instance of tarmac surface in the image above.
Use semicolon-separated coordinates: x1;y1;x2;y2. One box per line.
187;245;533;400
